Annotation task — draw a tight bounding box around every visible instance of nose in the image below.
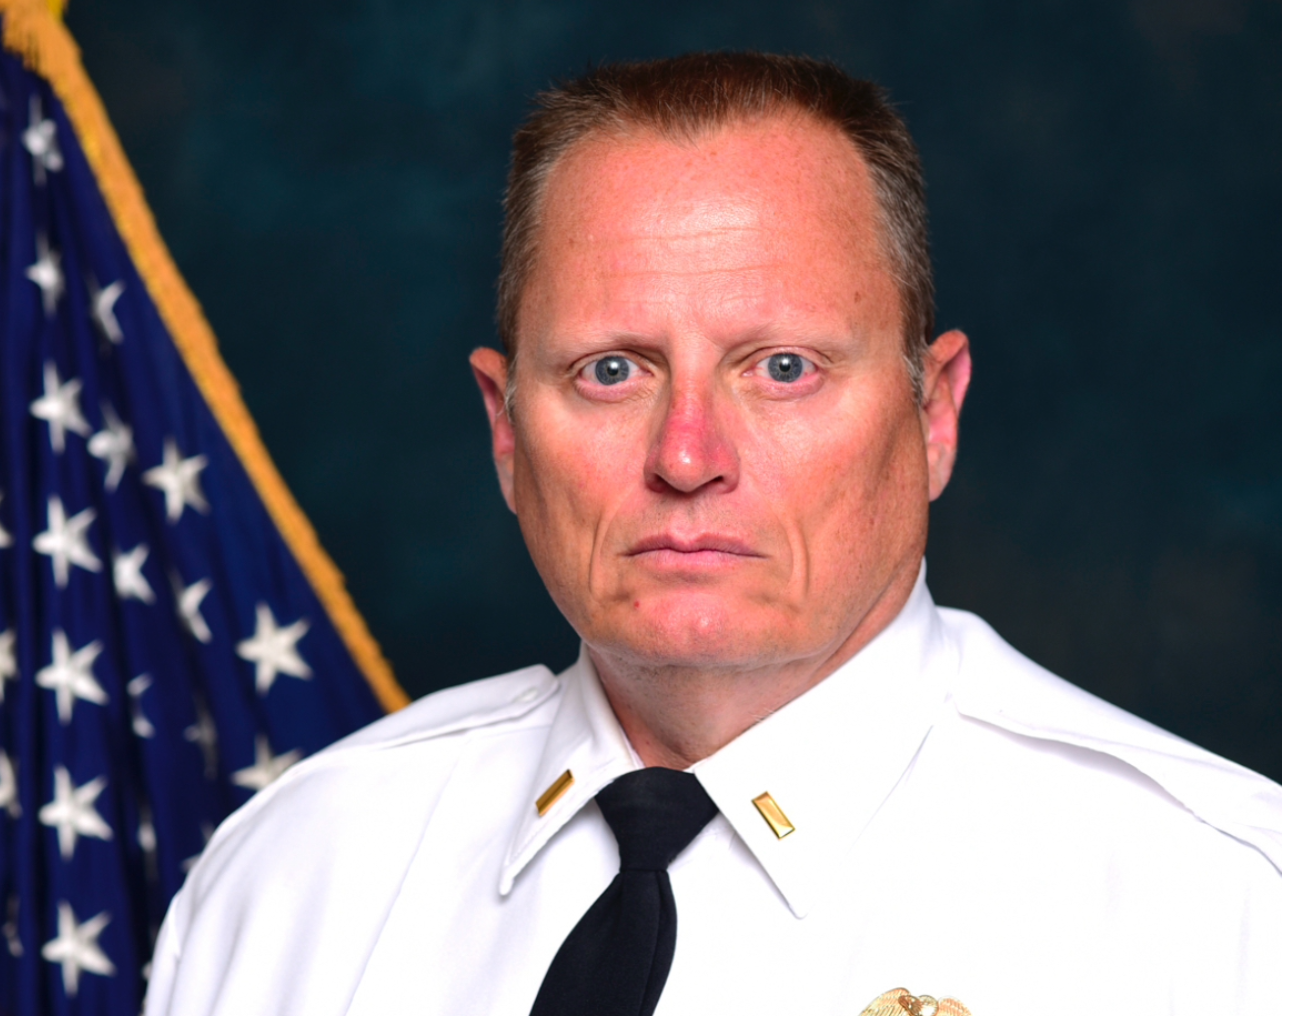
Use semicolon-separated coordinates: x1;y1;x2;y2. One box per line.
644;378;740;495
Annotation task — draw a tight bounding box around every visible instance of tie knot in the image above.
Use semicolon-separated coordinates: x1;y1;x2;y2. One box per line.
596;768;718;872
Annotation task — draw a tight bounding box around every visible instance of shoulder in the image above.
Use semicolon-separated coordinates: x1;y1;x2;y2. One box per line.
321;662;561;757
187;664;562;891
937;607;1281;872
148;666;564;1013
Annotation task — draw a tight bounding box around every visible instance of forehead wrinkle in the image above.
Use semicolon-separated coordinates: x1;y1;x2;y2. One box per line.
605;226;768;250
586;226;799;301
551;249;878;345
580;200;773;269
592;264;780;280
621;199;763;239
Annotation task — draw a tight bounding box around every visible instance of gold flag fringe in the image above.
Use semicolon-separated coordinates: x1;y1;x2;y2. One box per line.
1;0;409;712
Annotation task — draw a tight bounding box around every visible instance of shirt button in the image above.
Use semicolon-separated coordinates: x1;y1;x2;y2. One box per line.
515;686;540;703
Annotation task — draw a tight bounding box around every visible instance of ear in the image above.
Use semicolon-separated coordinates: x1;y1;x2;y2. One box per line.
919;329;972;502
469;347;518;514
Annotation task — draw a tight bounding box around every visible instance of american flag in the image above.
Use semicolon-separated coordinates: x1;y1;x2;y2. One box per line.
0;9;402;1014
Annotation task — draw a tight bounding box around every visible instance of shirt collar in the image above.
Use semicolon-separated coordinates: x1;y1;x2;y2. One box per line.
691;566;956;917
499;648;640;894
500;563;957;917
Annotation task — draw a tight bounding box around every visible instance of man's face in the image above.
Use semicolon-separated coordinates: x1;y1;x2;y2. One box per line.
475;116;965;676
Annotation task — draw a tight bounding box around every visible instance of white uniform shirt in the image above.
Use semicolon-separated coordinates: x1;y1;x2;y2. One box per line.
145;570;1280;1016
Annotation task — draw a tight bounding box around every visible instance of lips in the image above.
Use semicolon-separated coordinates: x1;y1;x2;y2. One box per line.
626;534;763;558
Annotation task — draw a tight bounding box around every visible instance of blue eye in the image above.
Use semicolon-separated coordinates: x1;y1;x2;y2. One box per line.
593;356;632;385
766;353;807;383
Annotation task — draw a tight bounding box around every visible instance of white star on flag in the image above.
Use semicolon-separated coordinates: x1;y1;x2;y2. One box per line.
144;438;209;522
175;576;213;643
127;674;156;738
88;277;125;343
88;403;134;491
41;902;116;998
39;766;113;860
0;491;12;548
25;235;64;317
0;629;15;704
36;630;106;725
184;702;220;780
231;735;301;792
33;495;102;589
112;543;155;604
22;96;62;178
138;802;161;883
30;361;90;453
237;602;312;695
21;96;63;184
0;750;20;819
138;803;157;856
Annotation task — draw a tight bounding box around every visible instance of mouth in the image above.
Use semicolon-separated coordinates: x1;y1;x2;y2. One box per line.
625;534;764;565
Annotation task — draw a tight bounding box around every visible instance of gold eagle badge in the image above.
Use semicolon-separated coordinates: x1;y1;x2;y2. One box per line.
859;988;971;1016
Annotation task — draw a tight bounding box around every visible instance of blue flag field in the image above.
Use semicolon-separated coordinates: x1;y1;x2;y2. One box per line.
0;2;407;1012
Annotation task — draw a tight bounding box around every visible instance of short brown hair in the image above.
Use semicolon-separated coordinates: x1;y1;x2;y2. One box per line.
498;51;934;398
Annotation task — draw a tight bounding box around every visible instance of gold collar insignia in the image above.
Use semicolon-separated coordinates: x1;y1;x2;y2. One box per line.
859;988;971;1016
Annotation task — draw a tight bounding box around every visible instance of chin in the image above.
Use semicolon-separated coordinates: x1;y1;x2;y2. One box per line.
586;589;808;671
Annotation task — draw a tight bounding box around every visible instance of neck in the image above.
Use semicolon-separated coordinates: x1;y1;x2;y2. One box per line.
589;564;921;770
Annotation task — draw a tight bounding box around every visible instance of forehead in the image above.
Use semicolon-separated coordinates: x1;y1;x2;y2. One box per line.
520;116;896;343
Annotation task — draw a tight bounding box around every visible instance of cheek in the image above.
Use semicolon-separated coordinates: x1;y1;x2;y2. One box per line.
841;409;931;575
749;396;926;576
510;410;640;571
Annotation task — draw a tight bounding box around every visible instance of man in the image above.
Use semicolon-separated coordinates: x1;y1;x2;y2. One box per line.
145;53;1279;1016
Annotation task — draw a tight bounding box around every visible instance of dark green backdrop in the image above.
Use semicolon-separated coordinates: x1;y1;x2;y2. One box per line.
66;0;1281;780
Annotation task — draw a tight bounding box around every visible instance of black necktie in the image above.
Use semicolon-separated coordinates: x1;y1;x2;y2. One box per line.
528;767;719;1016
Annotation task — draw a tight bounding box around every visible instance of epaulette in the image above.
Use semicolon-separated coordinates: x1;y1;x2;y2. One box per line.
942;609;1281;873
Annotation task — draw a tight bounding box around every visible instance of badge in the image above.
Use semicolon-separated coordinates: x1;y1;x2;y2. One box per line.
858;988;971;1016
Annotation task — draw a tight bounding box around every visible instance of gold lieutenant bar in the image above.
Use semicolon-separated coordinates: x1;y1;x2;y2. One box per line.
751;791;795;839
536;770;575;816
